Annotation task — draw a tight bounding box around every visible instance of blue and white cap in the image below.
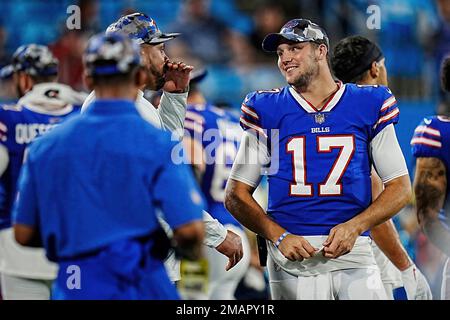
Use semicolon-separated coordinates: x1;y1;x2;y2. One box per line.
262;19;329;52
84;32;142;76
0;64;14;79
11;44;58;76
106;12;180;45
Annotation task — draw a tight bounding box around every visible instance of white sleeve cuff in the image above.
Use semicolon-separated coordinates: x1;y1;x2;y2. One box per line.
202;210;227;248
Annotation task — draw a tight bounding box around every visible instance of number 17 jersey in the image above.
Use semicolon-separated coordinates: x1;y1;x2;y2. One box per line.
240;83;400;236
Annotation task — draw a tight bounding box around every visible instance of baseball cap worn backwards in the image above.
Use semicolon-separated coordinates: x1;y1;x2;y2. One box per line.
262;19;329;52
11;44;58;77
106;12;180;45
84;32;142;76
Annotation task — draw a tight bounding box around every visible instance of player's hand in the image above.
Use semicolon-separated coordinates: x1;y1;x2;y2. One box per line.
215;230;243;271
401;264;433;300
322;222;359;258
163;60;194;93
277;234;318;261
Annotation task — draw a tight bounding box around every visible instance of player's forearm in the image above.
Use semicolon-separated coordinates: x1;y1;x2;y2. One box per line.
159;91;188;138
350;175;412;235
225;179;285;243
370;219;411;271
414;157;449;255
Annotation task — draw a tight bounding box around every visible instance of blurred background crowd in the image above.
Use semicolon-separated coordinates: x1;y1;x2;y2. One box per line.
0;0;449;299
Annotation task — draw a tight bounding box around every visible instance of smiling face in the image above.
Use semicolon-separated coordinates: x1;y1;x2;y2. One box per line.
277;41;320;88
140;43;168;90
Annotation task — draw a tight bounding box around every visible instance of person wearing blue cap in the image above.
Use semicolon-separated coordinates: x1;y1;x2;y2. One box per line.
332;36;432;300
225;19;412;299
0;44;85;300
82;12;192;136
81;13;244;284
12;32;205;300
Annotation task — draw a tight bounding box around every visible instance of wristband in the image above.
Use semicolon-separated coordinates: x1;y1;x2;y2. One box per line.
274;231;290;248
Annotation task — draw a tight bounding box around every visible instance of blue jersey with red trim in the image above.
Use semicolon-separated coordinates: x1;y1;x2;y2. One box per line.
0;103;80;229
411;115;450;212
184;103;243;227
240;83;400;236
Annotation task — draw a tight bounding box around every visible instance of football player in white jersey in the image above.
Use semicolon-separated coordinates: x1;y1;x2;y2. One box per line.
332;35;431;300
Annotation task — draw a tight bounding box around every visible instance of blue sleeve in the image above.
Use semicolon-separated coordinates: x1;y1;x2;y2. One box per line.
372;87;400;137
153;146;204;229
239;92;265;135
12;153;39;227
411;117;443;159
184;107;206;145
0;107;11;148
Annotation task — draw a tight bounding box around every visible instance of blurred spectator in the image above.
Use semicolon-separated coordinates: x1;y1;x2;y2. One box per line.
168;0;233;64
376;0;437;100
0;24;9;68
249;2;286;62
50;30;89;91
79;0;101;34
433;0;450;104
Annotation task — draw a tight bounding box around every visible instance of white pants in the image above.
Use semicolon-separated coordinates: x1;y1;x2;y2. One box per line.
205;225;251;300
267;254;387;300
1;273;52;300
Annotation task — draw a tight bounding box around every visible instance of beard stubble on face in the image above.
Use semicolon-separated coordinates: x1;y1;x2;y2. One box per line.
144;62;166;91
288;53;319;90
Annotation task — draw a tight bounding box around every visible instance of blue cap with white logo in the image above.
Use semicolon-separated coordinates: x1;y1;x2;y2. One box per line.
11;44;58;76
262;19;329;52
83;32;142;76
106;12;180;45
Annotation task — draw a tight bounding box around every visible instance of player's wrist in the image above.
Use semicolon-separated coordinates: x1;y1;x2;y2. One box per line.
273;231;290;248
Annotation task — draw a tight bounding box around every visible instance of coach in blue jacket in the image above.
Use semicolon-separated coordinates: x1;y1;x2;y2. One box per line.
12;32;204;300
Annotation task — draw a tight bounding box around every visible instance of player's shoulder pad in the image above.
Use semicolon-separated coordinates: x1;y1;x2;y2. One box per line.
186;103;207;125
243;88;284;110
347;83;393;99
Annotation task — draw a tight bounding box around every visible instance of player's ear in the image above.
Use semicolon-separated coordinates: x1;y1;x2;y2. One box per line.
318;44;328;60
135;67;147;88
84;73;95;91
369;61;379;79
20;73;34;94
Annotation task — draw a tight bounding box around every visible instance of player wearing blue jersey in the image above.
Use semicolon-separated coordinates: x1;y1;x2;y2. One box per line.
182;70;250;299
13;33;204;300
225;19;412;300
412;57;450;299
0;44;85;300
332;35;431;300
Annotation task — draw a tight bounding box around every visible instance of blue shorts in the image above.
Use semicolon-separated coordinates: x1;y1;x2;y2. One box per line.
52;238;179;300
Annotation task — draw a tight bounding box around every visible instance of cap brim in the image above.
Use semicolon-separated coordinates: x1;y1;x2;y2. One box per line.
262;33;308;52
0;64;14;79
147;32;181;45
190;68;208;83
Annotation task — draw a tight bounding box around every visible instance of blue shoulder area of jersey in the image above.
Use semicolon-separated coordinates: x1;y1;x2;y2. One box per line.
411;115;445;158
240;87;287;133
344;83;394;105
